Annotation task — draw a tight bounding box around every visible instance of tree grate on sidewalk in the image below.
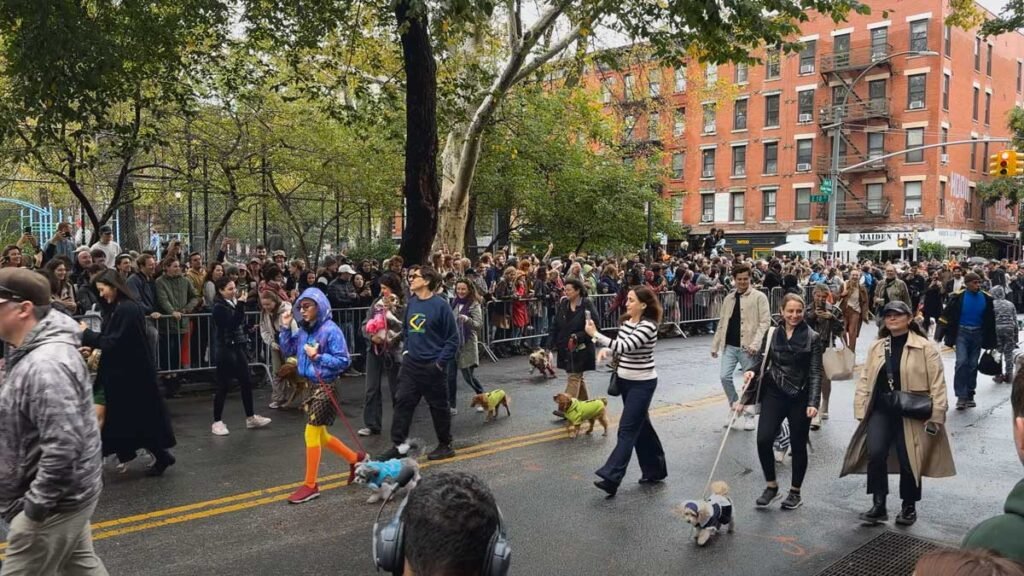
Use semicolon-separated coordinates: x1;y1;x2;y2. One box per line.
814;530;951;576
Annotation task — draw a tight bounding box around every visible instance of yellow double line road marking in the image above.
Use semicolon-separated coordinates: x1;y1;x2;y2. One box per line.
0;393;723;548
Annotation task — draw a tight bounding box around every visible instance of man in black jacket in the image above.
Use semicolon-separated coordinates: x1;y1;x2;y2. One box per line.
939;272;997;409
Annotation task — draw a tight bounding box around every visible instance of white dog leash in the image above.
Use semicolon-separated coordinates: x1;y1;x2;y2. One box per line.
701;378;752;500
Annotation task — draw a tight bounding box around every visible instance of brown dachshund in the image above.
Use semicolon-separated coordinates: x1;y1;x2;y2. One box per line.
553;393;608;438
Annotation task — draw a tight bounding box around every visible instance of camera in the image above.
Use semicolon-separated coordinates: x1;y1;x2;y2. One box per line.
23;226;32;235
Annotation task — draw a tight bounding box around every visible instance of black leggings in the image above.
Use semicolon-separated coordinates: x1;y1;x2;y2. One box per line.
214;345;254;421
866;408;921;502
756;390;811;488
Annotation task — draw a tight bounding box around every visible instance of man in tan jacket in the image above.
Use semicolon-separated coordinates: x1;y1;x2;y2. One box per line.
711;264;771;430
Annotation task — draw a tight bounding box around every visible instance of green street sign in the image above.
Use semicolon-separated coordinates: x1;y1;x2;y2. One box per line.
810;194;830;203
820;179;833;193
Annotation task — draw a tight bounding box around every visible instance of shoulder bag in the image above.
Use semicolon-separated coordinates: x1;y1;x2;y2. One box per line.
607;351;621;396
745;327;776;411
882;336;933;420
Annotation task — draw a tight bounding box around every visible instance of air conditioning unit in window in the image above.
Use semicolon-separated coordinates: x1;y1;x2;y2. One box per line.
798;113;813;123
734;166;746;176
909;100;925;109
800;64;814;74
701;214;714;222
702;169;715;178
905;207;922;216
940;153;949;164
703;125;716;134
796;163;811;172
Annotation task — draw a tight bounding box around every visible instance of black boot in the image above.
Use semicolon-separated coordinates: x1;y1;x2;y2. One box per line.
895;502;917;526
859;494;888;525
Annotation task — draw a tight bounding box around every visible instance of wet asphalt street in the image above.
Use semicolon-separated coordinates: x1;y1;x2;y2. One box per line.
22;324;1023;575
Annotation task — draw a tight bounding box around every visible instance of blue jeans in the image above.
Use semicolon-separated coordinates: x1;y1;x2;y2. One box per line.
719;345;756;405
955;326;983;399
447;359;485;407
596;377;666;486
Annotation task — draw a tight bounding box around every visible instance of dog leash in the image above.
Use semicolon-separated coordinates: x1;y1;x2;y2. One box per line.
701;377;754;500
313;364;367;454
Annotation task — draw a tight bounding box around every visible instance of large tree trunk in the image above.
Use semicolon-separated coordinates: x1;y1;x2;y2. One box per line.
434;125;471;253
396;0;440;266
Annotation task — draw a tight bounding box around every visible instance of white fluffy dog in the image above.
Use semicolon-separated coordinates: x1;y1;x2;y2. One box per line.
680;481;735;546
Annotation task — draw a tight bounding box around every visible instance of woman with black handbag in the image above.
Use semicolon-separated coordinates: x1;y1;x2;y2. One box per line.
840;301;955;527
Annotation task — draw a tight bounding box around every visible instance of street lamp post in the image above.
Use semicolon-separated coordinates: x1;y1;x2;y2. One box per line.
826;49;939;253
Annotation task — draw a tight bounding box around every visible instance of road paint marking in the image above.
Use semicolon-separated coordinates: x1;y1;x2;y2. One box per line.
0;393;724;551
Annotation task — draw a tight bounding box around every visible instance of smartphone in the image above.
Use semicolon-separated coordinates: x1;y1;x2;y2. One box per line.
23;226;32;235
585;310;591;322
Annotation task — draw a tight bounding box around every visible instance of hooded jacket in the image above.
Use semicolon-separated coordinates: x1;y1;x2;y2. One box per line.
962;479;1024;562
563;398;606;426
990;286;1018;335
278;288;350;381
0;310;103;523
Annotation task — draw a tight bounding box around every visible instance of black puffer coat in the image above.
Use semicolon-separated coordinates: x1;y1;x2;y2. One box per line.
546;296;599;374
743;321;823;409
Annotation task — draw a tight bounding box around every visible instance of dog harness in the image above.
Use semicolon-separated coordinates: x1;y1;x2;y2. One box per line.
485;389;506;412
563;398;605;425
686;495;733;530
361;459;405;489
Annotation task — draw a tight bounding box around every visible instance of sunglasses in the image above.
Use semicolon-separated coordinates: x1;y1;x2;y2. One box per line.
408;273;422;280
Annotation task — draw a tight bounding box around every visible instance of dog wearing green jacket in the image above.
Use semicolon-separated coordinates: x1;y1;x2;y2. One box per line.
553;393;608;439
470;389;511;422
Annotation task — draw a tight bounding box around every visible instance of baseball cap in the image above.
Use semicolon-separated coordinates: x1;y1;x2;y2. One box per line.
0;268;51;306
881;301;913;317
338;264;356;275
99;224;113;234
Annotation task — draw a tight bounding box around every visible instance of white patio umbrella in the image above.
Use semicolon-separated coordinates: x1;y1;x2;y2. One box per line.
866;238;905;251
773;240;820;252
829;239;866;253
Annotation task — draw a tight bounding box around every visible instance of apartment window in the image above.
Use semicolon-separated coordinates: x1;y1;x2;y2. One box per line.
765;48;781;79
942;73;950;110
967;186;975;219
832;85;847;106
764;94;780;127
867;132;884;160
706;63;718;83
799;40;816;73
735;63;748;84
730;192;745;221
970;136;978;170
797;90;814;122
762;189;777;221
868;79;886;101
702;103;716;133
671;152;684;179
986;44;993;76
871;28;888;60
673;108;686;137
983;141;990;165
732;145;747;176
944;24;952;57
796;139;813;170
833;34;851;68
671;195;683;222
975;37;981;71
648;76;661;98
624;115;636;141
866;183;884;214
763;142;778;174
1018;61;1023;93
733;99;748;130
910;19;929;52
674;66;687;92
601;79;613;104
907;74;926;108
985;92;991;125
941;126;949;154
973;87;980;121
701;148;716;177
906;128;924;162
939;180;946;216
701;194;714;221
648;112;660;141
624;74;635;99
795;188;811;220
904;181;923;215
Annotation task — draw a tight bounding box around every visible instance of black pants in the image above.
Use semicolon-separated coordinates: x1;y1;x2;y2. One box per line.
596;377;666;486
866;407;921;502
390;358;452;446
756;389;811;487
214;345;255;421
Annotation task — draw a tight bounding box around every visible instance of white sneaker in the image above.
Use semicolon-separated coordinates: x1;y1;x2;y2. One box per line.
116;462;128;474
268;401;281;410
357;428;373;437
246;415;272;429
774;449;786;463
474;406;485;413
743;413;756;431
450;408;458;416
821;412;829;420
212;421;230;436
811;415;822;429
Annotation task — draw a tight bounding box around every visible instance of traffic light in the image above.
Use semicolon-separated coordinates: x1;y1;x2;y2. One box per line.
808;227;824;243
989;150;1024;177
896;237;907;248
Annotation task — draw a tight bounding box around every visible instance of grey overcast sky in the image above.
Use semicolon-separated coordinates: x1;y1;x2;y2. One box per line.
979;0;1008;16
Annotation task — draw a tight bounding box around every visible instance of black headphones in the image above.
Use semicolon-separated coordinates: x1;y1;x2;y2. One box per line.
372;489;511;576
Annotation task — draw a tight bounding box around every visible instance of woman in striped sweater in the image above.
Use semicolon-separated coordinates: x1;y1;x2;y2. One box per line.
585;286;666;498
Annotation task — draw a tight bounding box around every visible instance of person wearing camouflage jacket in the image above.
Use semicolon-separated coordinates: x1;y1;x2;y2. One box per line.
991;286;1019;383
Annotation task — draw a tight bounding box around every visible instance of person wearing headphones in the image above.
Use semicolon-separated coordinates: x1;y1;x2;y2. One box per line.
373;471;510;576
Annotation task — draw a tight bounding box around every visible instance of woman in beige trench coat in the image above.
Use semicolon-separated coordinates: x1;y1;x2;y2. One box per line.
840;300;955;527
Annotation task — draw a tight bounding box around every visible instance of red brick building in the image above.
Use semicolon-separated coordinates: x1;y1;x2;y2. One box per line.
582;0;1024;258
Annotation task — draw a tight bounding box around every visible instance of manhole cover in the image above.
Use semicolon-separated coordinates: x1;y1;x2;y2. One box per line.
815;530;951;576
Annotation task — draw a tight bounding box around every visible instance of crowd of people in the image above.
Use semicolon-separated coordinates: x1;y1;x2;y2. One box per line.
3;220;1024;574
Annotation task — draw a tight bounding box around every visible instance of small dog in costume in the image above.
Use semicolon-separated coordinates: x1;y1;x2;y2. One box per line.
553;393;608;439
528;348;556;379
276;356;310;408
680;481;735;546
351;440;422;503
364;293;401;355
469;389;511;422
